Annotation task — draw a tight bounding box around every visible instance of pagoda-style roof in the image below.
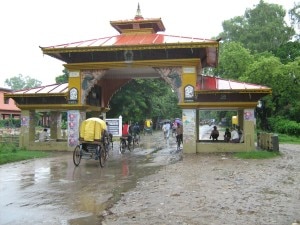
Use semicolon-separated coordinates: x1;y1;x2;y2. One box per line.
40;4;219;68
110;3;165;34
188;75;272;109
197;76;271;93
4;83;107;112
4;83;68;109
6;83;68;97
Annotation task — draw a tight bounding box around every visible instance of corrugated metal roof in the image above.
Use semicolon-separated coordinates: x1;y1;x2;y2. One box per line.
12;83;68;95
217;77;270;90
198;76;271;91
43;34;217;49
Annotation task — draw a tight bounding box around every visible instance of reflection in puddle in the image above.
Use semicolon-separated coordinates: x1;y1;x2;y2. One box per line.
68;152;165;224
0;132;180;225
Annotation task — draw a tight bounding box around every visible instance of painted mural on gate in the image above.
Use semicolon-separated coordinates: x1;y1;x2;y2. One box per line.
68;110;80;147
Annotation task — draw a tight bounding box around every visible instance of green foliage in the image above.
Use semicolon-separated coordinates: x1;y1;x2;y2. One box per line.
288;2;300;40
0;118;21;128
0;143;19;153
219;0;295;53
55;68;69;84
234;150;281;159
5;74;42;90
277;133;300;144
214;42;253;79
107;78;181;124
0;144;49;165
61;120;67;129
273;41;300;64
216;2;300;127
240;55;300;124
268;117;300;136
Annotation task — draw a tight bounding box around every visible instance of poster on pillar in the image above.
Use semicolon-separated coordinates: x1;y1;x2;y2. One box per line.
68;110;80;147
182;109;196;141
21;116;29;127
244;109;255;121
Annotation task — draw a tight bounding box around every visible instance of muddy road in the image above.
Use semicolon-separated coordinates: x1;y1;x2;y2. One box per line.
1;131;299;225
0;132;180;225
103;143;300;225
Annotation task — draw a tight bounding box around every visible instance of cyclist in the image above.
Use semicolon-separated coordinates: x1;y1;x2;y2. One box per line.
132;122;141;144
122;121;132;146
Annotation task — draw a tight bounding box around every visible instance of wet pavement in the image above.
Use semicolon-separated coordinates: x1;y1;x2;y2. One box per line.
0;131;180;225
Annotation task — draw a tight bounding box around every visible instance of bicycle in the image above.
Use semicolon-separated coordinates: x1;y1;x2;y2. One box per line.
132;133;140;148
119;136;132;154
103;134;113;160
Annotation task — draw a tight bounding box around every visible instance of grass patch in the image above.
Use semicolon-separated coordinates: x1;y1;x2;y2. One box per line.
0;143;49;165
278;133;300;144
234;150;281;159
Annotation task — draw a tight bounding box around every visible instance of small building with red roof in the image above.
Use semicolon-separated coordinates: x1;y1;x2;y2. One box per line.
0;87;21;120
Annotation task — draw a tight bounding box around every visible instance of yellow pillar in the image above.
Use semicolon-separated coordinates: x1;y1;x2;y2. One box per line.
181;67;197;104
180;67;198;153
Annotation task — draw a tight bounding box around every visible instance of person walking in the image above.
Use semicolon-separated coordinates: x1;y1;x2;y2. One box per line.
162;122;171;139
176;122;183;146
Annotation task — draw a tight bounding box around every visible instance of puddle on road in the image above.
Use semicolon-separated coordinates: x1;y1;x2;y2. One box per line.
68;154;165;225
67;135;178;224
0;132;180;225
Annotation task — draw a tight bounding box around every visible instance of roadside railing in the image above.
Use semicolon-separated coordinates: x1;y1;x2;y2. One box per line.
257;132;279;151
0;135;19;146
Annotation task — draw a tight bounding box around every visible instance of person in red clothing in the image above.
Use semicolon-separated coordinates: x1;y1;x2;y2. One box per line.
122;121;132;145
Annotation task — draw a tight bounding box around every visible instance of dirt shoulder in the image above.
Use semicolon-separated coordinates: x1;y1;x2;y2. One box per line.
102;144;300;225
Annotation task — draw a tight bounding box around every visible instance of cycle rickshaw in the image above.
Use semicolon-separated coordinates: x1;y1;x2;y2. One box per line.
73;117;112;167
143;119;153;135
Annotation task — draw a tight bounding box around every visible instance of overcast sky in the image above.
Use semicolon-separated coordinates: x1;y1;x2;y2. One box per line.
0;0;297;88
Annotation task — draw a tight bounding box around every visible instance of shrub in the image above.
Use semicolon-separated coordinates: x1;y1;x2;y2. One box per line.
268;117;300;136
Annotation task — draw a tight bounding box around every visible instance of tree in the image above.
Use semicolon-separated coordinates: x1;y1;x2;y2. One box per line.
5;74;42;90
214;42;254;79
107;78;181;125
55;68;69;84
219;0;295;53
273;41;300;64
289;2;300;40
240;55;300;122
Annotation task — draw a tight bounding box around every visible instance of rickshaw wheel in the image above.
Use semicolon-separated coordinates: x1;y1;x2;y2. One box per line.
73;145;81;166
104;144;109;161
99;147;106;167
120;138;127;154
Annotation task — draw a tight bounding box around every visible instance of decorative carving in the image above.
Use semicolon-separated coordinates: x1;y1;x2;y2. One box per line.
154;67;182;102
81;70;106;104
124;50;134;63
69;88;78;100
184;85;194;100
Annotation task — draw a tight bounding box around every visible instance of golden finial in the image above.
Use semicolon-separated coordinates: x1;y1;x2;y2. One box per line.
135;3;143;20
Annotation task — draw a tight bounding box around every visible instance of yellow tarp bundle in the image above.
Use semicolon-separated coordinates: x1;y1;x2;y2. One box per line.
79;117;107;142
145;119;152;128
